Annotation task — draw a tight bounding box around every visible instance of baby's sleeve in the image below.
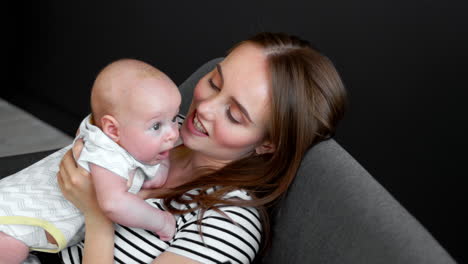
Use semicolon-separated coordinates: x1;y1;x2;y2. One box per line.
76;142;132;180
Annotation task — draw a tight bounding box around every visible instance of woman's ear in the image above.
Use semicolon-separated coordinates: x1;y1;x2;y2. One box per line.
101;115;120;142
255;140;276;155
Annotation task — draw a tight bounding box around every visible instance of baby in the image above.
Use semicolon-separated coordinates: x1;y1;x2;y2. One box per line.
0;59;181;263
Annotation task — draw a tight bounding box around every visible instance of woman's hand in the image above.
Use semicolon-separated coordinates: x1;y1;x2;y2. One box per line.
57;139;100;216
137;187;167;200
58;139;115;263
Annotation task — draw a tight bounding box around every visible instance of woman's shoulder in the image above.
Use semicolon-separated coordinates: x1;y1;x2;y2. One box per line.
150;187;261;235
178;187;262;241
167;188;262;264
220;188;253;201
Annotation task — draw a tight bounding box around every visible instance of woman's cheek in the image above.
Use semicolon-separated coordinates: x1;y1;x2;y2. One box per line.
213;122;260;149
193;80;207;101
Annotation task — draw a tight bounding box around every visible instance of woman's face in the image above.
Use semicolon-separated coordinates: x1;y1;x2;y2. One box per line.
180;43;272;163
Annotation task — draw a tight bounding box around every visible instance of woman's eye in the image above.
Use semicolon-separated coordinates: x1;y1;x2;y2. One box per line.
226;106;241;124
152;123;161;130
208;78;220;91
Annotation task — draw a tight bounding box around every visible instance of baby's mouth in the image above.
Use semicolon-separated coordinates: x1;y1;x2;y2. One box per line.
157;150;170;160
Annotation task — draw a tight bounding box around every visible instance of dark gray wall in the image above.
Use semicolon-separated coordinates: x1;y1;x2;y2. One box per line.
5;0;467;262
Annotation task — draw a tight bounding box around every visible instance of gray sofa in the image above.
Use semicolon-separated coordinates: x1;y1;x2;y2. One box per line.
0;59;456;263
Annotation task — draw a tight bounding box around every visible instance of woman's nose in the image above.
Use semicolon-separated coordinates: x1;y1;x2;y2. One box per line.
197;99;217;121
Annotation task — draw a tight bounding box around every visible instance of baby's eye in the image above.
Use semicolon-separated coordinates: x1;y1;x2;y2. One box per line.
152;123;161;130
172;115;178;122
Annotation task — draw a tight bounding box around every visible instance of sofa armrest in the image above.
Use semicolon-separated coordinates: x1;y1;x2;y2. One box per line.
0;149;58;179
262;139;455;264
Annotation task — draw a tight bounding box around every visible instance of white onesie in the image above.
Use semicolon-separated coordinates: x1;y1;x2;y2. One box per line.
0;115;162;252
76;114;162;194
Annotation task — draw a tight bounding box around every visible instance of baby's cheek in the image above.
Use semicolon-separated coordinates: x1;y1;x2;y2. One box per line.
128;133;160;162
119;131;140;154
141;133;163;152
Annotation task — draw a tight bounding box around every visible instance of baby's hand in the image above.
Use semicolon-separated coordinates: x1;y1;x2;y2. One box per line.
142;175;166;189
155;211;176;241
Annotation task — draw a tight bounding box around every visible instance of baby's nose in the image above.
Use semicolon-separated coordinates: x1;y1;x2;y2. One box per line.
165;123;179;143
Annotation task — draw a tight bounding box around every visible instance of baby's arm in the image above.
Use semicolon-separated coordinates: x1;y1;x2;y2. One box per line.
142;158;170;189
89;163;175;240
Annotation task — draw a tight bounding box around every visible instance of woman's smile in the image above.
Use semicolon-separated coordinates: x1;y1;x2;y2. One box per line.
188;110;209;137
193;112;209;135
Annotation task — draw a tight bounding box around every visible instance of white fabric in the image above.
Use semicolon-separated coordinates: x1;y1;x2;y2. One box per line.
75;115;162;194
0;224;53;250
0;146;85;250
0;115;166;251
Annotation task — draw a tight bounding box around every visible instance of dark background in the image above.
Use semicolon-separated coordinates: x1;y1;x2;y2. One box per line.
4;0;467;262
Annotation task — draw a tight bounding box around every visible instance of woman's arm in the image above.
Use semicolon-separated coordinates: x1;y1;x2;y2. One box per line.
57;140;114;264
81;203;114;264
152;252;203;264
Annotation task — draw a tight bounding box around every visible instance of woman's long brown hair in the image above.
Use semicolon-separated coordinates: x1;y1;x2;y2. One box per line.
162;32;347;255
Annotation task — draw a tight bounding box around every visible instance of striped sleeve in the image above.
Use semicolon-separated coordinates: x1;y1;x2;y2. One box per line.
59;188;262;264
167;192;262;264
59;241;84;264
60;223;171;264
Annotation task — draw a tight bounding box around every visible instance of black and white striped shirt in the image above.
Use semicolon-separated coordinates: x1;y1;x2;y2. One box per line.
60;189;262;264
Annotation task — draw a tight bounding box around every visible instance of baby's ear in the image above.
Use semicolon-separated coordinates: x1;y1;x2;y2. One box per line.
255;140;276;155
101;115;120;142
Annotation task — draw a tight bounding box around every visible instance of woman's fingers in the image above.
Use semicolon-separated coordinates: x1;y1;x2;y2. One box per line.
58;153;69;186
72;138;84;160
60;150;75;183
75;127;81;137
59;148;90;193
58;151;75;192
136;188;167;200
136;189;152;199
56;171;64;191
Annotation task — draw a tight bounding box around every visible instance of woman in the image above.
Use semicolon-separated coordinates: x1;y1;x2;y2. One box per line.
57;32;347;264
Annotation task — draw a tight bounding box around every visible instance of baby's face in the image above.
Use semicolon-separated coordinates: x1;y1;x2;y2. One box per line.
117;77;181;165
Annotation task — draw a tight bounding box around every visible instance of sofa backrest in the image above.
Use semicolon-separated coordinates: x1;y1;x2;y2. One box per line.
178;58;455;264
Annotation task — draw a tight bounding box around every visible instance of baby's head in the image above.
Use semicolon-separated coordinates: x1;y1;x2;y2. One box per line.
90;59;181;165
